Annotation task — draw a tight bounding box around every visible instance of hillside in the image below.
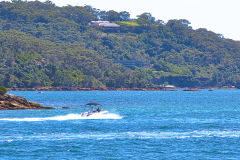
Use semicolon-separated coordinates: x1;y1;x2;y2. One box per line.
1;1;240;89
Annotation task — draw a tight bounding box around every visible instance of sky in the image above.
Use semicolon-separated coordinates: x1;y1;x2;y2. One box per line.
4;0;240;40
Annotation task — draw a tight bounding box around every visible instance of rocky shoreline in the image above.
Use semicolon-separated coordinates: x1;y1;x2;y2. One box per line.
7;86;238;91
0;94;54;110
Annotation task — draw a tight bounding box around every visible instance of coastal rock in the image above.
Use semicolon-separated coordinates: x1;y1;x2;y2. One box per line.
62;107;70;109
0;94;54;110
183;88;200;91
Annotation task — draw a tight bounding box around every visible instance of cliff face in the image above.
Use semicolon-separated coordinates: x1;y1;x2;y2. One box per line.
0;94;54;110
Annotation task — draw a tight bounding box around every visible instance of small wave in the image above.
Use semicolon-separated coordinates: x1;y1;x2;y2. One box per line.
1;130;240;142
0;112;122;122
124;130;240;139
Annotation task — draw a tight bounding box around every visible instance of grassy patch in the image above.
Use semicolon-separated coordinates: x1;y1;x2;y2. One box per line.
115;21;140;26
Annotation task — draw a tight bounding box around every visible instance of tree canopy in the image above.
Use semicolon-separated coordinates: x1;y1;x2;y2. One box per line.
0;1;240;89
0;86;7;95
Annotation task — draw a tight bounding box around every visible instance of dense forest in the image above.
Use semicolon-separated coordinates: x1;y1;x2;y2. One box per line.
0;0;240;89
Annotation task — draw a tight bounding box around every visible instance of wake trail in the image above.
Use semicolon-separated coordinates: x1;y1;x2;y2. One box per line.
0;111;122;122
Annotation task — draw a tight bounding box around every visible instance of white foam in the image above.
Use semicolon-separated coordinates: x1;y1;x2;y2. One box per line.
0;111;122;122
140;130;240;139
1;130;240;142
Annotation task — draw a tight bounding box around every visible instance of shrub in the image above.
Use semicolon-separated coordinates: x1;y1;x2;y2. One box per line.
0;86;7;95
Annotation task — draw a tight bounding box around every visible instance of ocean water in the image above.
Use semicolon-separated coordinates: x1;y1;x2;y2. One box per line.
1;90;240;159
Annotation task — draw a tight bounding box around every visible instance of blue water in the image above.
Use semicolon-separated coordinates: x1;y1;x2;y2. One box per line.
1;90;240;159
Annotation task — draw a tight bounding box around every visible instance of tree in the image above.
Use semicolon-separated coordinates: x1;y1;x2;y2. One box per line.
119;11;130;21
98;11;108;20
44;0;54;5
167;19;192;29
106;10;120;21
0;86;7;95
137;13;155;25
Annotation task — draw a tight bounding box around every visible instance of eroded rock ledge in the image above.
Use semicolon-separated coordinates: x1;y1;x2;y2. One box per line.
0;94;54;110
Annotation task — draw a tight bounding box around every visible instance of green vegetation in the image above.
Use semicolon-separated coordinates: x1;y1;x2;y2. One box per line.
0;1;240;89
0;86;7;95
115;21;140;26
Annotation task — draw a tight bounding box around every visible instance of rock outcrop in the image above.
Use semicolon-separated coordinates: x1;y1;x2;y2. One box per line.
0;94;54;110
